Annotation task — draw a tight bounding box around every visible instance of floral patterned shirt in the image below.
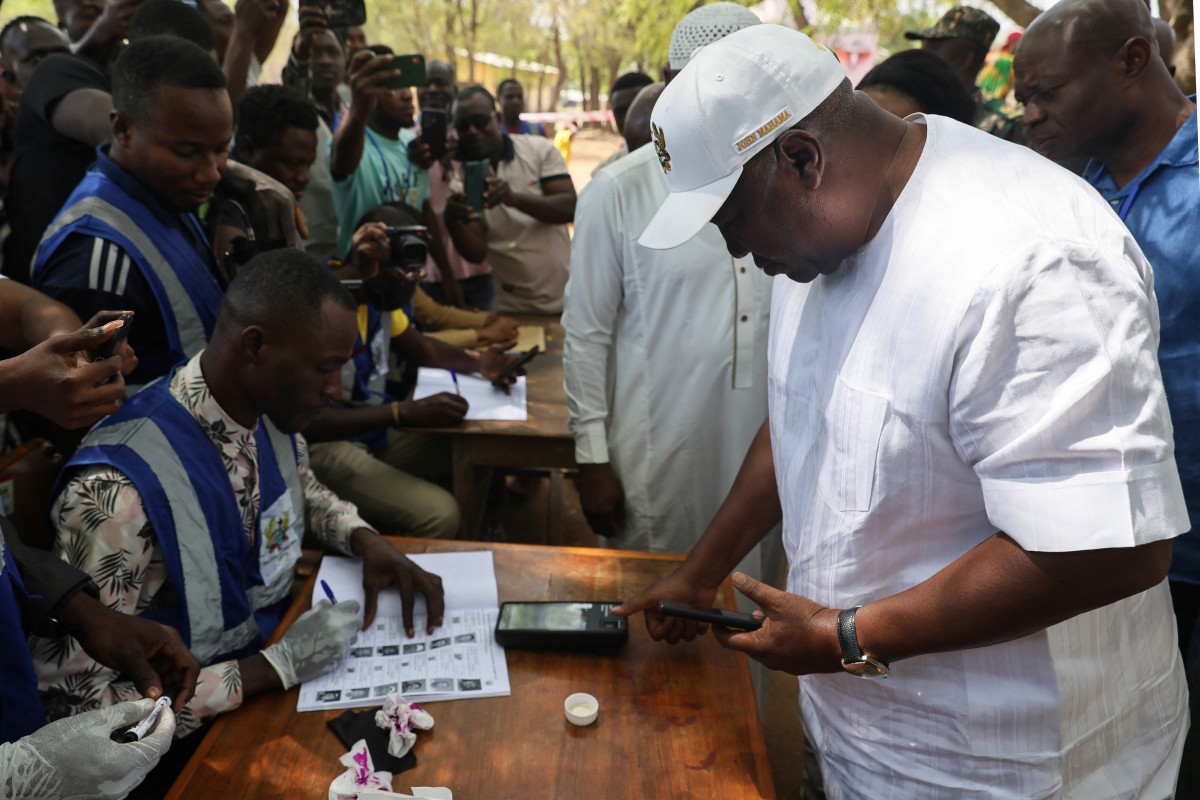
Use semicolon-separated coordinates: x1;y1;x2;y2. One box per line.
29;353;373;736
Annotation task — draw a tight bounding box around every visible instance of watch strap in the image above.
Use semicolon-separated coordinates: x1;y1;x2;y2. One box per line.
837;606;864;664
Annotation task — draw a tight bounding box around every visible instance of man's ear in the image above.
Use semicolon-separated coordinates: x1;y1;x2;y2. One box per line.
1117;36;1154;79
240;325;267;362
776;128;823;191
110;108;132;146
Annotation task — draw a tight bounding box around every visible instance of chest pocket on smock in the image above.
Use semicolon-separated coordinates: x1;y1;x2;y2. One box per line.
816;379;889;512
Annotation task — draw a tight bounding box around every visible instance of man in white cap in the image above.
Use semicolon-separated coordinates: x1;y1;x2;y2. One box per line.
616;24;1189;797
564;4;777;589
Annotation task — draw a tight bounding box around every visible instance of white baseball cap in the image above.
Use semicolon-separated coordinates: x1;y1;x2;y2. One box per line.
639;25;847;250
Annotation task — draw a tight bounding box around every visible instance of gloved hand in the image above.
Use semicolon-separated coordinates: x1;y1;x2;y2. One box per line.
261;599;361;690
0;697;174;800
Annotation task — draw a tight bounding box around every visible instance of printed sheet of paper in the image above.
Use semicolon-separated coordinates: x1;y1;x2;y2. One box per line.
412;368;527;421
297;551;510;711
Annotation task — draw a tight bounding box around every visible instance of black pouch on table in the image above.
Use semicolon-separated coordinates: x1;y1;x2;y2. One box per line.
327;708;418;774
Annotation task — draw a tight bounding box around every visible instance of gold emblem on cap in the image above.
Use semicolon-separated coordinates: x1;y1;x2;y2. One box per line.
652;123;672;173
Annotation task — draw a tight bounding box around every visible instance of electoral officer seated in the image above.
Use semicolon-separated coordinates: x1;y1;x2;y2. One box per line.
29;249;445;738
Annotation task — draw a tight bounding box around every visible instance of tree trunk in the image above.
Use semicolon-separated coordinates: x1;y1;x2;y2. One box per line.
549;12;567;110
787;0;809;29
989;0;1042;28
535;58;547;112
575;39;587;109
588;64;602;115
467;0;480;84
442;0;457;73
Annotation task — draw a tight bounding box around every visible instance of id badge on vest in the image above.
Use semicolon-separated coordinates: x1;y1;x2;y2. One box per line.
258;488;301;589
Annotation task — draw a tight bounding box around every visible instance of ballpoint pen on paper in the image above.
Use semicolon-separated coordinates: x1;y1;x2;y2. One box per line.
449;369;461;396
320;579;337;604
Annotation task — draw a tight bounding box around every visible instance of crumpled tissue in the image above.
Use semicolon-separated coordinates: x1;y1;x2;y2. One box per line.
374;693;435;759
328;738;393;800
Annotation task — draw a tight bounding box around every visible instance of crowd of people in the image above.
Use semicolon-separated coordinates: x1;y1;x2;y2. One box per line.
0;0;1194;796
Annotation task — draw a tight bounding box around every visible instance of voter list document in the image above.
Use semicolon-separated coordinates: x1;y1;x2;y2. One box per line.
297;550;511;711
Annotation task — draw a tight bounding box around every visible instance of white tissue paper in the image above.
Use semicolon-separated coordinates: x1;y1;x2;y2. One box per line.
374;693;435;759
328;739;394;800
359;789;453;800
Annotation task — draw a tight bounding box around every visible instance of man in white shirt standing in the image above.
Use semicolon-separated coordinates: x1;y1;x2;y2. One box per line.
563;2;775;595
617;25;1189;798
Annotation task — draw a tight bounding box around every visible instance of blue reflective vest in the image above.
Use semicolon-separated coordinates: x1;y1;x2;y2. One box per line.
63;369;305;665
31;152;223;387
0;538;46;743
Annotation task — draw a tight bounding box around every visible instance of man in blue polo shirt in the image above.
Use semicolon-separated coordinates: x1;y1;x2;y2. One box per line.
1017;0;1199;791
32;35;231;387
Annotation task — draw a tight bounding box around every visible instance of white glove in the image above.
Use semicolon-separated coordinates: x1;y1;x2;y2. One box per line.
0;697;174;800
262;599;361;690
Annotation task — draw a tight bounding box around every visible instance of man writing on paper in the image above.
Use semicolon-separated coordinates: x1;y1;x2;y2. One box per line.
617;25;1188;796
306;202;520;539
31;250;445;739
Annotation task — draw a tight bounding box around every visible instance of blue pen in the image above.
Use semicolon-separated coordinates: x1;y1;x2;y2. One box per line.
449;369;461;396
320;579;337;604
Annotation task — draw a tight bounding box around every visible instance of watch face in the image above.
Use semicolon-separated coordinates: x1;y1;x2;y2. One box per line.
842;657;888;678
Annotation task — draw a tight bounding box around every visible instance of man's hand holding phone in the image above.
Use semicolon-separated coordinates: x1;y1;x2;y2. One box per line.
480;344;534;392
1;311;137;429
483;175;514;209
292;4;329;59
346;50;400;118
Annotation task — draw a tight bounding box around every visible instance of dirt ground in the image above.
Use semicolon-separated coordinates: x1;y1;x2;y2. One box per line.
564;127;626;193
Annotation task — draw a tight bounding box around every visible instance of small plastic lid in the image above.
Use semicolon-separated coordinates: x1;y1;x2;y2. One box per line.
564;692;598;726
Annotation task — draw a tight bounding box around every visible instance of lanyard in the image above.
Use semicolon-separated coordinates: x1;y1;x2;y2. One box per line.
365;129;416;204
1088;166;1150;222
365;129;395;198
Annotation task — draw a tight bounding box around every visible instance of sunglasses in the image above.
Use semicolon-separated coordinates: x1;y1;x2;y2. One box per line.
455;113;494;134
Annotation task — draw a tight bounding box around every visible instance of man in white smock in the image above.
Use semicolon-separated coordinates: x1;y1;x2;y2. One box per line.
617;25;1190;798
563;4;775;593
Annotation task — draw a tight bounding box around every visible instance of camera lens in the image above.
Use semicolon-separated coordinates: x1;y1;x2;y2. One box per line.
399;237;428;266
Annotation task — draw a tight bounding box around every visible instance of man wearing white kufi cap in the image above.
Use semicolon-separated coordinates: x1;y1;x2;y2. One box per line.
617;23;1189;798
563;1;778;604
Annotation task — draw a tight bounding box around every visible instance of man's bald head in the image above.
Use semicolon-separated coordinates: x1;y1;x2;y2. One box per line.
623;82;664;152
1152;17;1176;75
1022;0;1153;61
1015;0;1185;166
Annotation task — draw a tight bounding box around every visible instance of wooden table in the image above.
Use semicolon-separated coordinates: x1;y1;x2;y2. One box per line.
167;538;775;800
426;314;577;540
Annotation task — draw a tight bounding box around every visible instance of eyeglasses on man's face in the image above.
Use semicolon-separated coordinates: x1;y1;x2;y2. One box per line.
455;113;494;134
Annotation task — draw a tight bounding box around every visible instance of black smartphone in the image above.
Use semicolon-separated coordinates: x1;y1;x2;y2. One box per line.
491;345;539;388
658;601;763;631
93;313;133;361
376;53;426;90
420;108;447;160
299;0;365;28
464;160;489;213
495;601;628;655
